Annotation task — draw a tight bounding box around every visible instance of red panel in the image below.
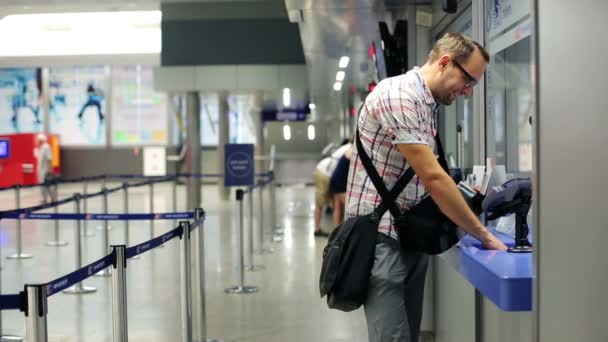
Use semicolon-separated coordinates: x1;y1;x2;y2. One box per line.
0;133;61;187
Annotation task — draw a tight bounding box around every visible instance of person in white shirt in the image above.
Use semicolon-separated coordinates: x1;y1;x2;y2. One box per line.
35;134;53;203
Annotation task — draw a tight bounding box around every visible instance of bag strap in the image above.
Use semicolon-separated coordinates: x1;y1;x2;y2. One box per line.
355;120;449;219
355;128;414;219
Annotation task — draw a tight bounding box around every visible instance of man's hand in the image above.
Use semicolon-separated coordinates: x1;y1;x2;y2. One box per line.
480;231;508;250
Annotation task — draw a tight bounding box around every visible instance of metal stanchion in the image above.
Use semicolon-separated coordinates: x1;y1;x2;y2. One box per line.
111;245;128;342
25;285;48;342
193;209;223;342
149;182;155;240
179;221;193;342
243;188;264;271
173;177;178;229
8;185;33;259
46;185;67;247
96;188;111;277
64;193;96;294
255;183;273;254
0;234;23;341
225;189;257;294
269;173;283;242
82;180;94;238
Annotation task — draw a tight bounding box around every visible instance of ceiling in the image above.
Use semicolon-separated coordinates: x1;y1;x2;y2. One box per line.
0;0;410;125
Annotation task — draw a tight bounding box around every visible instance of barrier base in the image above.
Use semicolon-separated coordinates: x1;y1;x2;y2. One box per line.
46;240;68;247
63;284;96;294
224;285;257;294
254;248;274;254
6;253;33;260
95;269;111;277
243;265;265;271
1;335;24;341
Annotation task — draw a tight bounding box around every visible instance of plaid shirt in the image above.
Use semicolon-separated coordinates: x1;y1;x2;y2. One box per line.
344;68;439;240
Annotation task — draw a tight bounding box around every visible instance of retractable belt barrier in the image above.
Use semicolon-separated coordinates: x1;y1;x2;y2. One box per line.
0;172;274;193
0;210;207;342
0;212;195;220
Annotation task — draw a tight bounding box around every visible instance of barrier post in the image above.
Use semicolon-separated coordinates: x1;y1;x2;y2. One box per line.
25;285;48;342
269;172;283;242
111;245;128;342
193;208;222;342
82;180;94;238
0;226;23;341
46;185;68;247
255;182;273;254
64;193;96;294
149;182;155;240
122;183;129;246
179;221;193;342
173;177;178;229
96;188;111;277
243;188;264;271
225;189;257;294
8;185;33;259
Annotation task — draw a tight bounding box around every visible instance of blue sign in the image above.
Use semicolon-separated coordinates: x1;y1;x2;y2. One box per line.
0;139;9;159
224;144;254;187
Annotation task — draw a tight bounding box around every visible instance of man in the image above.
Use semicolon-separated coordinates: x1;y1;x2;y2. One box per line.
35;134;53;203
344;32;507;342
312;156;332;237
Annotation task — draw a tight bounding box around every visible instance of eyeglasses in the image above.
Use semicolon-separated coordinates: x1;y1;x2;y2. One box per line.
452;59;478;88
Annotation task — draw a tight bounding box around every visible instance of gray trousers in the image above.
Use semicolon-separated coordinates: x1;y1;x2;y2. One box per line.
364;233;429;342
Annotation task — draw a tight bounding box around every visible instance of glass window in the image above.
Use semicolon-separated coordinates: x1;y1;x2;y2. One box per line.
171;93;256;146
228;94;256;144
486;33;533;174
111;65;167;146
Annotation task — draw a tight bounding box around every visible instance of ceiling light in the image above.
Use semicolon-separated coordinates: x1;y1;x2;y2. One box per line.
336;71;345;81
307;125;315;141
283;124;291;141
333;82;342;91
283;88;291;107
339;56;349;68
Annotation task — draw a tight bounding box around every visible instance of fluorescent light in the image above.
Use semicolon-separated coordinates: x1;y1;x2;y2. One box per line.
308;103;316;110
339;56;350;68
283;88;291;107
0;11;161;56
283;124;291;141
307;125;316;141
336;71;345;81
333;82;343;91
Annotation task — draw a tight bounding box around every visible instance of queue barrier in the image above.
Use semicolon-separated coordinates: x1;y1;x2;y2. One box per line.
0;209;210;342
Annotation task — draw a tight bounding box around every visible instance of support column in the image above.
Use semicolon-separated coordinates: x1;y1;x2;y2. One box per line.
186;91;201;210
254;91;265;174
217;91;230;200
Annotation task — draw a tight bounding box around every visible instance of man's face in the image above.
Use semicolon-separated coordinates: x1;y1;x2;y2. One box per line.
434;50;487;105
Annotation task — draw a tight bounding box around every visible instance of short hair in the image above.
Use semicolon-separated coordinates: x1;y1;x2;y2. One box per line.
426;32;489;64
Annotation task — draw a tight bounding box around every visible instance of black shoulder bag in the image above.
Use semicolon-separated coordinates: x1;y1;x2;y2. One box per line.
319;136;413;312
355;128;460;255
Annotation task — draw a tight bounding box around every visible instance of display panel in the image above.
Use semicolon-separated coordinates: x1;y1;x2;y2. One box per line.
0;68;43;134
48;66;106;145
0;139;9;158
111;65;167;145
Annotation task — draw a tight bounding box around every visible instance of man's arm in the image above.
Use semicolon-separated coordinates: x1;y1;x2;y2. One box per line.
396;143;507;250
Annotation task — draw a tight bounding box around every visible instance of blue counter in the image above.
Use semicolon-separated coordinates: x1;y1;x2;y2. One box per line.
439;230;533;311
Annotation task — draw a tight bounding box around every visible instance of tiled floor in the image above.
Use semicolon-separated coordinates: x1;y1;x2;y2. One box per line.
0;182;368;341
